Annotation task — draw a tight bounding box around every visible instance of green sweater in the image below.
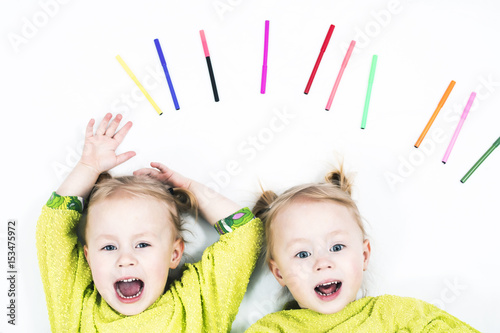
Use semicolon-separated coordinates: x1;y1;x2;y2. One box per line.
37;193;263;332
245;295;479;332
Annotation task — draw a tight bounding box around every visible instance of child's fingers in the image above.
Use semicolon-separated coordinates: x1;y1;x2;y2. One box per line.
105;114;122;137
150;162;175;177
85;119;96;138
95;113;112;136
151;162;189;187
115;151;136;167
113;121;133;143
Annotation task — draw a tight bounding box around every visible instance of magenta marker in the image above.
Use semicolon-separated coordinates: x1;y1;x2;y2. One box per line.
442;92;476;163
261;20;270;94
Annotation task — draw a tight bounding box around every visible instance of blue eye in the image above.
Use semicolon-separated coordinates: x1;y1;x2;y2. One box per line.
295;251;311;259
102;245;116;251
330;244;344;252
136;243;150;249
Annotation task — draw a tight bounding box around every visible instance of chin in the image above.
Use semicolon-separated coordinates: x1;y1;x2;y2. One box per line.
110;301;149;316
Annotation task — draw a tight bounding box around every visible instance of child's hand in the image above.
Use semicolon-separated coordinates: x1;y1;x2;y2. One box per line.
134;162;239;226
80;113;135;175
133;162;192;190
56;113;135;198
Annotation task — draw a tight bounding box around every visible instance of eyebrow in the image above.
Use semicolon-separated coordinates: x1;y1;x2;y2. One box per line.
94;232;157;242
285;230;346;248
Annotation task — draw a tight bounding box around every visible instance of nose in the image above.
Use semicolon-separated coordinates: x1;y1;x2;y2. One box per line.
313;254;335;271
117;251;138;268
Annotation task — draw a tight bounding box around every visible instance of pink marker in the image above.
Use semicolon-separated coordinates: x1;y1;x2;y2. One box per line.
261;20;270;94
442;92;476;164
200;30;219;102
325;40;356;111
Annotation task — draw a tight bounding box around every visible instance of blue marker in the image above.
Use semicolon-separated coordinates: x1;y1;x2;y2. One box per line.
154;38;180;110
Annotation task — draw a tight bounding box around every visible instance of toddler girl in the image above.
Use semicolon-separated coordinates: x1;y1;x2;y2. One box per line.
37;113;262;332
245;167;478;332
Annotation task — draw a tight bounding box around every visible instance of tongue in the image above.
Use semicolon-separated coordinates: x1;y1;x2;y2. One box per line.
117;280;142;297
317;284;337;294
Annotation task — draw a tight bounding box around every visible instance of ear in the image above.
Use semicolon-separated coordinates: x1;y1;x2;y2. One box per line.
169;238;185;269
83;245;90;266
269;259;286;287
362;239;371;271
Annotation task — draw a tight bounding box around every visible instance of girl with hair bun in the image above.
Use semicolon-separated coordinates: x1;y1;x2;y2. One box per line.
37;114;262;332
246;166;478;332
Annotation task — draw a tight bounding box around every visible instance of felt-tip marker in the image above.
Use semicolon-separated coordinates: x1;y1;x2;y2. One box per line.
460;136;500;183
304;24;335;95
200;30;219;102
154;38;180;110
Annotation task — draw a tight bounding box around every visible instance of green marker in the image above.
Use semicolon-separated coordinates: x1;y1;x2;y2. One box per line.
461;136;500;183
361;54;378;129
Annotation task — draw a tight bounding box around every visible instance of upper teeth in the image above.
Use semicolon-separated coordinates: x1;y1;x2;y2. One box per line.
120;278;138;283
317;281;339;287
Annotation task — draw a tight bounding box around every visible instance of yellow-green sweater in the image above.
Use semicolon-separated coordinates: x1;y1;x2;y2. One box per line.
37;193;262;332
245;295;479;332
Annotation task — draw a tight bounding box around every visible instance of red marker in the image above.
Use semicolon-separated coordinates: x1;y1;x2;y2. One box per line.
304;24;335;95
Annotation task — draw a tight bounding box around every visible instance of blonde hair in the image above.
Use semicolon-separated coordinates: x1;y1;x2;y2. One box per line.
79;173;198;245
252;166;366;267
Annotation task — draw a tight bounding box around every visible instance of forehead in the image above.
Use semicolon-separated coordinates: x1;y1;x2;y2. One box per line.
271;198;361;241
86;193;174;237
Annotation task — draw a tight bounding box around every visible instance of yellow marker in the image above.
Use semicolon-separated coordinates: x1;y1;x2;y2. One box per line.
116;55;163;115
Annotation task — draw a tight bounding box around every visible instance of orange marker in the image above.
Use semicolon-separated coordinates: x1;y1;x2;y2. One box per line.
414;80;455;148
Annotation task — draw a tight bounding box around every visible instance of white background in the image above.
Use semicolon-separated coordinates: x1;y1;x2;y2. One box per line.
1;0;499;332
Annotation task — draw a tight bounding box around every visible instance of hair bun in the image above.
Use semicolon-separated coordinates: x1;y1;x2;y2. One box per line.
96;172;112;184
252;190;278;219
170;187;198;213
325;166;352;196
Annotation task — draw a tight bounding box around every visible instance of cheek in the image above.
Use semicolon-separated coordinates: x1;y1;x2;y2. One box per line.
346;253;365;282
281;260;312;288
88;255;109;280
144;252;170;281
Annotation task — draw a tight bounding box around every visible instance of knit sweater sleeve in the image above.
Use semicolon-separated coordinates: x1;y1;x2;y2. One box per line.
36;192;93;332
177;207;263;332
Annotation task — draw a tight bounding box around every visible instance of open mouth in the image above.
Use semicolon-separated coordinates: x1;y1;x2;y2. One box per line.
115;278;144;301
314;281;341;297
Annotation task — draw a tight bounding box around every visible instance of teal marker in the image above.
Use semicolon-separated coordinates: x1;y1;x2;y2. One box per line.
461;136;500;183
361;54;378;129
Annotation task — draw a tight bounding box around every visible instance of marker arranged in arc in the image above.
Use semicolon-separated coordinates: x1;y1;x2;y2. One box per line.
415;80;455;148
154;38;180;110
261;20;269;94
361;54;378;129
442;92;476;163
461;136;500;183
200;29;219;102
116;55;163;115
325;40;356;111
304;24;335;95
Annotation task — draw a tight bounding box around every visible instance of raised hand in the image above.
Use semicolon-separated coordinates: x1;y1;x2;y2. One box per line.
56;113;135;198
80;113;135;174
